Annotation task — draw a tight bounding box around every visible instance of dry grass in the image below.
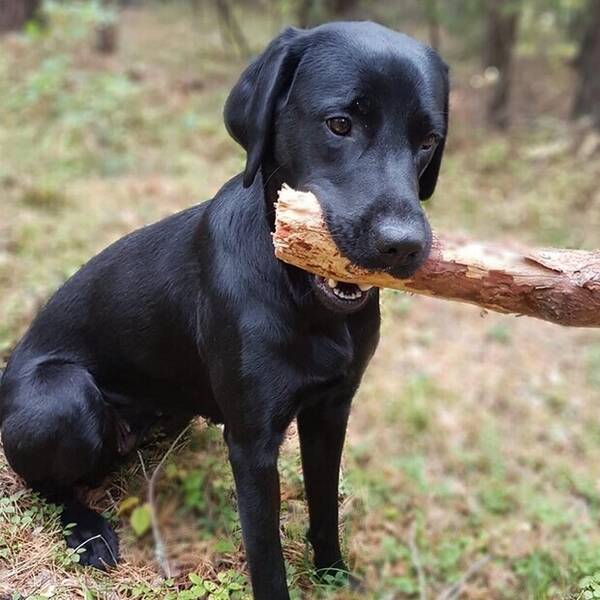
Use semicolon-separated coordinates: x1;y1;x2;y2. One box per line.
1;2;600;599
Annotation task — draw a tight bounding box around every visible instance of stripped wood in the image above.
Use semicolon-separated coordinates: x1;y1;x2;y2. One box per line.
273;185;600;327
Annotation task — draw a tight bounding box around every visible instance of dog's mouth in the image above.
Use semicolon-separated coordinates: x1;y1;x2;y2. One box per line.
310;275;374;313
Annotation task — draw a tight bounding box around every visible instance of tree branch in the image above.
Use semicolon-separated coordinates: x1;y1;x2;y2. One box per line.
273;186;600;328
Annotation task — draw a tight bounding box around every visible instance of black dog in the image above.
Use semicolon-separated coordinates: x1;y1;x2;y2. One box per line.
0;22;448;599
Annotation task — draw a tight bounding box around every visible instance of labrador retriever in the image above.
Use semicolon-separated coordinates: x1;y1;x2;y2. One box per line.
0;21;448;599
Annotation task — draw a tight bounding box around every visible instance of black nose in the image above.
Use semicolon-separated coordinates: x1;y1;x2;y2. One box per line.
374;224;425;267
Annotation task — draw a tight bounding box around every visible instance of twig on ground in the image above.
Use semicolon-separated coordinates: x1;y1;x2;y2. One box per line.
408;521;428;600
139;424;192;578
436;555;491;600
137;449;149;481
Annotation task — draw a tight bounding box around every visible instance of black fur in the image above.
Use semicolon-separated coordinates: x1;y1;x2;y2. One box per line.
0;22;448;599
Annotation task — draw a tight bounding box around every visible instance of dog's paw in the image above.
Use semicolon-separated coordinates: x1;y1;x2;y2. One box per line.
62;504;120;570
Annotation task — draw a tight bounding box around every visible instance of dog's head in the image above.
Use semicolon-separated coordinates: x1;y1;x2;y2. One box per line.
225;22;449;312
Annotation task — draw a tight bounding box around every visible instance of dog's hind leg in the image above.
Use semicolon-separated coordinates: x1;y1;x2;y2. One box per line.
0;361;120;569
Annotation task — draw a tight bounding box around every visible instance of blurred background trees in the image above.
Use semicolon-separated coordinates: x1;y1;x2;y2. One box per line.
572;0;600;127
482;0;520;129
241;0;597;134
0;0;41;31
2;0;596;132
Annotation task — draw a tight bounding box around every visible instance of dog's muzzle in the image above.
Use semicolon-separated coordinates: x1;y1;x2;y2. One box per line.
311;275;374;313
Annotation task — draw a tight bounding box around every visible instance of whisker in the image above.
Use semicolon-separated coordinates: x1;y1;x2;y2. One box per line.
263;164;283;189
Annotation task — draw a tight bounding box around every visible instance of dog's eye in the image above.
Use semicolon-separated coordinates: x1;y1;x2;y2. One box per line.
326;117;352;136
420;134;438;151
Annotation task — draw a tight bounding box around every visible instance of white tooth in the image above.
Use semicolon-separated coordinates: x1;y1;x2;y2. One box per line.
359;284;373;292
328;278;337;289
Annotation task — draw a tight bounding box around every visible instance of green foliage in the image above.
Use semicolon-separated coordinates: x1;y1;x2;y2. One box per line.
433;537;469;580
527;495;573;527
166;428;239;538
420;0;589;60
0;0;224;188
43;0;117;41
114;572;249;600
396;455;428;492
386;373;440;435
433;0;488;55
278;450;304;499
20;182;67;211
130;503;152;537
578;573;600;600
549;544;600;599
515;551;562;599
2;51;142;181
169;571;249;600
0;490;61;556
478;482;514;515
475;137;513;173
382;289;413;318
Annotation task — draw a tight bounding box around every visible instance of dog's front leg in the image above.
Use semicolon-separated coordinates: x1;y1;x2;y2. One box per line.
225;431;289;600
297;399;353;580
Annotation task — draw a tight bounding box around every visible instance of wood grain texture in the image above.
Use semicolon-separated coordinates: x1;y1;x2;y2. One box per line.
273;185;600;328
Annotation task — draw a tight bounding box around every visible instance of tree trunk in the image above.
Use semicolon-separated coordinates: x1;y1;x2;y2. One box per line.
483;0;519;130
214;0;250;57
94;0;118;54
326;0;359;16
95;22;118;54
424;0;441;51
572;0;600;129
296;0;315;28
0;0;41;33
273;186;600;328
297;0;357;26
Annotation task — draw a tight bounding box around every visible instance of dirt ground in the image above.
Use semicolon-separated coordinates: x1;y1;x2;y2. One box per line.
1;3;599;599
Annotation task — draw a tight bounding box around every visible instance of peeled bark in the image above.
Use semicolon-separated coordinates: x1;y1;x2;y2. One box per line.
273;186;600;328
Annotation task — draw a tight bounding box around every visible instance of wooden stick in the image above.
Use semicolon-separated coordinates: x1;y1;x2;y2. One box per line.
273;185;600;328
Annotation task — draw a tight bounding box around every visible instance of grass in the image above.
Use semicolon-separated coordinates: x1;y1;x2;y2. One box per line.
1;2;600;598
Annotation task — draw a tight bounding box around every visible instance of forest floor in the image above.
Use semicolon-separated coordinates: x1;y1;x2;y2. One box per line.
1;3;599;599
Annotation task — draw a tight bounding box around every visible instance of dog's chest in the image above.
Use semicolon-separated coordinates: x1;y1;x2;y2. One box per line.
288;316;379;397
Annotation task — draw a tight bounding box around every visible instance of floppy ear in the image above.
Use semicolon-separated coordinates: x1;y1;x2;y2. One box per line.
419;67;449;200
224;27;303;188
